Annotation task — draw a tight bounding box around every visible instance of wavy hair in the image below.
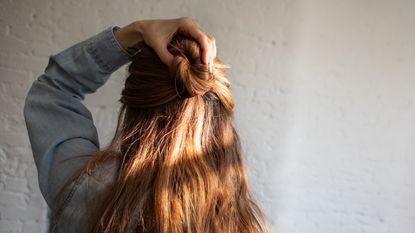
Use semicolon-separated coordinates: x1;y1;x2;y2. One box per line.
61;35;267;233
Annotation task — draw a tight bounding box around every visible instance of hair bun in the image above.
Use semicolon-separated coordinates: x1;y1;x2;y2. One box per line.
169;38;214;98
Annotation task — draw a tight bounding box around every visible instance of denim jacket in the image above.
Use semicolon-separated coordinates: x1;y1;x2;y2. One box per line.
24;26;134;232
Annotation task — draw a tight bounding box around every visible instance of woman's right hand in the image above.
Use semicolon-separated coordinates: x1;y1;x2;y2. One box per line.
115;17;216;72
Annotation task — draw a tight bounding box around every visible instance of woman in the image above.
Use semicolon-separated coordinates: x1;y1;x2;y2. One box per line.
24;17;267;233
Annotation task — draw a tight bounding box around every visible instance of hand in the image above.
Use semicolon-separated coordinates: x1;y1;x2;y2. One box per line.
115;17;216;71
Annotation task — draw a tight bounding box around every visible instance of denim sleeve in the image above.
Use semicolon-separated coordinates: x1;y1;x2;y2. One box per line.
23;26;131;207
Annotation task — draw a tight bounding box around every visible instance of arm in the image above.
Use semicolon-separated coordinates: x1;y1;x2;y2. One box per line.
23;25;132;206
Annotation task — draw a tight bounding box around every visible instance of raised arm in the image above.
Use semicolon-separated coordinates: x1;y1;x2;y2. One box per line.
23;25;132;206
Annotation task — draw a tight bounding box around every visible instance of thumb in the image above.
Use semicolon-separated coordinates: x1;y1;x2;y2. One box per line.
154;43;174;67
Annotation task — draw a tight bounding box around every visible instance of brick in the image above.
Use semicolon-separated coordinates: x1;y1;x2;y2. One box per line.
0;177;28;193
0;192;26;207
22;221;43;233
0;67;32;85
0;220;22;233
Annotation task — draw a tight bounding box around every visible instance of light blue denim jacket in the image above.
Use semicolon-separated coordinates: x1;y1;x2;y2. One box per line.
24;26;134;232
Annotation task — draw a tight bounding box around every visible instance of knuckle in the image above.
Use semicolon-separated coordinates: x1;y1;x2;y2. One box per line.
196;32;207;42
202;36;210;46
201;35;210;44
178;17;194;26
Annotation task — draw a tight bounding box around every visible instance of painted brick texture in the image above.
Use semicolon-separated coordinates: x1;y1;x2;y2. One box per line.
1;0;415;233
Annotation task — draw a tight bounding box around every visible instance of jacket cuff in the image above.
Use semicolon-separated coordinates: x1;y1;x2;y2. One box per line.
86;25;131;73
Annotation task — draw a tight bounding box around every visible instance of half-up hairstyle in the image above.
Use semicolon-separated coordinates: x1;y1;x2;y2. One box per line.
62;35;268;233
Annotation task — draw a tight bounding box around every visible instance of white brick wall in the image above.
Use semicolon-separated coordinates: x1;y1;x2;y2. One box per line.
1;0;415;232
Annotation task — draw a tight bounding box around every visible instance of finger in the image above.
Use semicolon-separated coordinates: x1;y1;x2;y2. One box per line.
209;36;216;72
212;42;216;72
197;32;211;65
211;36;217;59
178;20;211;65
209;42;214;72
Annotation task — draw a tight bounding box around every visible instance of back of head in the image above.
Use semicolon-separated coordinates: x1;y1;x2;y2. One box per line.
121;35;233;111
87;36;267;233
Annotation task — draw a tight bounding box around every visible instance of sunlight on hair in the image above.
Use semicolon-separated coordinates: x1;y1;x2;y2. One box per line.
59;36;268;233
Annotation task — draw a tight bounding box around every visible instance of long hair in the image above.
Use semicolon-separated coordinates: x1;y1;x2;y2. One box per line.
62;35;267;233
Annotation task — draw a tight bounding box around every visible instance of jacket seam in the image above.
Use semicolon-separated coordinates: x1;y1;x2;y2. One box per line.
50;164;100;228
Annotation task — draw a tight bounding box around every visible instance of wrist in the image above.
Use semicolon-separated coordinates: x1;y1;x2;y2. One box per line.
132;20;145;37
114;22;144;57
